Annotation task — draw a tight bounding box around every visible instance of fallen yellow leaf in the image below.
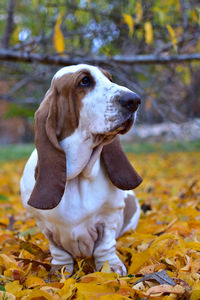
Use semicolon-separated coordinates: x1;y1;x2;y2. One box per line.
146;284;185;296
25;275;45;288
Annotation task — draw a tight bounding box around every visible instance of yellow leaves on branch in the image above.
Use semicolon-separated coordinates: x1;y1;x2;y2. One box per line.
135;2;143;23
122;7;154;44
122;3;143;38
123;13;134;37
144;21;154;44
166;24;178;50
53;14;65;54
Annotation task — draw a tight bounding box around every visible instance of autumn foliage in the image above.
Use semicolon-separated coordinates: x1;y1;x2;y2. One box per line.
0;151;200;299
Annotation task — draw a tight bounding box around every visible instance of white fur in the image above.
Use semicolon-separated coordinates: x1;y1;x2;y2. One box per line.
56;64;137;135
20;65;141;275
54;64;90;78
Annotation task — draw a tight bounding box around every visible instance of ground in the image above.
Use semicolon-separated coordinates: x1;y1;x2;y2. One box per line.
0;145;200;299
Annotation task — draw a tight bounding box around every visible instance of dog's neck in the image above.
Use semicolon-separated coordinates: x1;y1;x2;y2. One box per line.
60;129;103;180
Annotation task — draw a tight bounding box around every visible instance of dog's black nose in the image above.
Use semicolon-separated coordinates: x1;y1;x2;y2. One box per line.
119;92;141;112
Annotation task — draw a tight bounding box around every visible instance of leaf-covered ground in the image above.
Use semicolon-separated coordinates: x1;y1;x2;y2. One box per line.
0;152;200;299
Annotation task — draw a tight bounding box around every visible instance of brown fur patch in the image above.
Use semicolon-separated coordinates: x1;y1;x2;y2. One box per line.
28;86;66;209
55;69;95;140
28;69;96;209
99;68;113;82
101;136;143;190
122;194;137;230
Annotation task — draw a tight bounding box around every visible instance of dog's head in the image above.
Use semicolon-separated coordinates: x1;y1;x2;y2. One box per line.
28;64;142;210
53;65;141;143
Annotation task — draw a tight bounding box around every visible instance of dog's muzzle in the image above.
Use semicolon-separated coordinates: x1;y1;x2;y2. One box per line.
119;92;141;113
95;91;141;144
114;91;141;134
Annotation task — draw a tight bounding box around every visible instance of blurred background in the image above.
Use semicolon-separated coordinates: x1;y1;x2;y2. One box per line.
0;0;200;158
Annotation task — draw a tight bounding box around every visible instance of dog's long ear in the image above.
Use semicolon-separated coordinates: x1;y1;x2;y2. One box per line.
102;136;142;190
28;83;66;210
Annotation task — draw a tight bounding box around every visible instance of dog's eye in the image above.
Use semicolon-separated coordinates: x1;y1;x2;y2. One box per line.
79;76;91;87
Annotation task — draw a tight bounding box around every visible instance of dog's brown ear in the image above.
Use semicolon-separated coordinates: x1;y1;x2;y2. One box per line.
101;136;142;190
28;83;66;210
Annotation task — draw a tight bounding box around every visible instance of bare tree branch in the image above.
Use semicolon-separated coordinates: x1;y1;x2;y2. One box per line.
154;30;200;55
113;65;169;122
7;71;46;96
0;93;38;104
115;64;187;123
0;49;200;66
179;0;188;31
7;77;34;96
46;2;120;19
2;0;15;48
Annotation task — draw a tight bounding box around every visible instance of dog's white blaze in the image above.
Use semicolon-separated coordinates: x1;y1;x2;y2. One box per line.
54;64;101;79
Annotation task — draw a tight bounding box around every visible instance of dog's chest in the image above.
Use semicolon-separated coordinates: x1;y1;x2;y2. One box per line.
34;167;125;258
41;166;124;225
21;148;125;258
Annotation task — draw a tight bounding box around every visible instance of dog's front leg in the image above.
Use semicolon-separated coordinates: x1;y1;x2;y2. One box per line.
45;232;74;274
94;226;127;276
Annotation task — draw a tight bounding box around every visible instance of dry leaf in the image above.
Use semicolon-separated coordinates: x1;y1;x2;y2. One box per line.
25;275;45;288
101;260;112;273
146;284;185;296
5;281;23;295
133;270;175;286
0;291;16;300
138;263;166;275
0;153;199;298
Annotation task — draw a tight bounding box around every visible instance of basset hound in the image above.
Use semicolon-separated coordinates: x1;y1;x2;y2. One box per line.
20;64;142;275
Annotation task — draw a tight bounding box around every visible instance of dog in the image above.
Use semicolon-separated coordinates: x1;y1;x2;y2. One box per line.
20;64;142;275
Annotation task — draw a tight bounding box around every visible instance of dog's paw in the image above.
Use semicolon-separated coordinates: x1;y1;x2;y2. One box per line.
110;262;127;276
50;263;74;275
96;258;127;276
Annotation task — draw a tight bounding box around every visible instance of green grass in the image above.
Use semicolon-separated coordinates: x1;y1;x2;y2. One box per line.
0;144;34;162
0;140;199;162
123;140;200;154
